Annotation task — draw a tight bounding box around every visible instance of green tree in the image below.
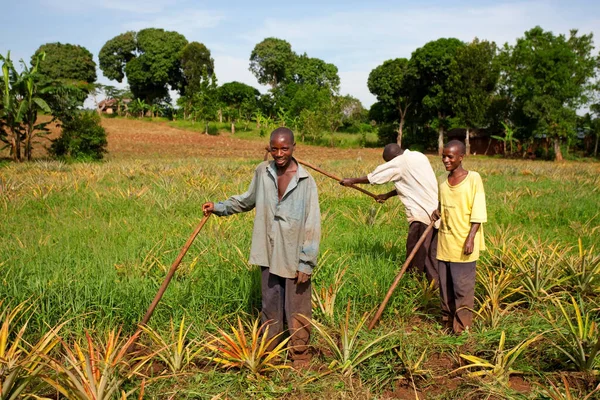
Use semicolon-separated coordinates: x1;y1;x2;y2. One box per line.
367;58;415;146
323;95;354;146
448;39;500;155
99;28;188;105
248;37;343;142
178;70;219;132
32;42;97;84
411;38;465;154
275;83;330;118
249;38;295;88
218;81;260;130
292;54;340;91
503;27;597;161
181;41;215;96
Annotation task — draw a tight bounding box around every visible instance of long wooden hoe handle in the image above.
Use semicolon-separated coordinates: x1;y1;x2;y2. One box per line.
368;220;436;330
296;158;381;201
263;148;380;201
128;213;212;349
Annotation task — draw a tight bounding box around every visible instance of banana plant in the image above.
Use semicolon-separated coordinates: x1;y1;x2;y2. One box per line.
252;110;264;129
491;122;519;157
148;104;160;119
276;107;289;126
0;51;52;161
129;99;148;118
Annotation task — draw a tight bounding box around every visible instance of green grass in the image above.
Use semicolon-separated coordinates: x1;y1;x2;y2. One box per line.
1;153;599;398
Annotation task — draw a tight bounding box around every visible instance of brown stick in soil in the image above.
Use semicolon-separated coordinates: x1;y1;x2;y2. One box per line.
263;148;381;202
127;213;212;350
368;220;436;330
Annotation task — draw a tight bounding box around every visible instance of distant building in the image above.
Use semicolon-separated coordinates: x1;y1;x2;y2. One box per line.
446;128;503;155
98;98;130;115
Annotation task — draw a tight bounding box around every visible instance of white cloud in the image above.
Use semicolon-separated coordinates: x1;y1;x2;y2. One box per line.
123;9;224;35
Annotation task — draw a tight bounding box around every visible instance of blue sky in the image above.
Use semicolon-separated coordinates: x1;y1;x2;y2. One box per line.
1;0;599;107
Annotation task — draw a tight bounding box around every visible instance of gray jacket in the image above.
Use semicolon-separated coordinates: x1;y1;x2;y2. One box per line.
213;160;321;278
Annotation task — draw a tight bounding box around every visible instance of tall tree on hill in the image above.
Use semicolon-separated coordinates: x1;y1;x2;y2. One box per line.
292;54;340;92
367;58;415;147
32;43;97;85
99;28;188;105
179;41;215;118
448;39;500;155
249;38;295;89
503;26;597;161
181;42;215;96
411;38;465;154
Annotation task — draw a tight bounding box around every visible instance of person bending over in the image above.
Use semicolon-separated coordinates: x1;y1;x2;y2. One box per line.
340;143;439;285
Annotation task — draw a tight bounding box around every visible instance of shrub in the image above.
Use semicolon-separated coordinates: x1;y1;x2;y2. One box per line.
207;122;219;135
50;112;108;160
376;123;398;145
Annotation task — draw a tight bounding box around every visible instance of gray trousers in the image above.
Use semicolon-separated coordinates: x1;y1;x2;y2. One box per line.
438;260;476;334
261;267;311;361
406;222;439;286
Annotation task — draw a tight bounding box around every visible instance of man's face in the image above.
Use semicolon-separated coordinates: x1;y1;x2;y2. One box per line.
442;146;464;171
270;134;295;169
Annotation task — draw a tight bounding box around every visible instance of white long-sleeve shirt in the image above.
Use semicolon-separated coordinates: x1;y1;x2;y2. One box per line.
367;150;438;225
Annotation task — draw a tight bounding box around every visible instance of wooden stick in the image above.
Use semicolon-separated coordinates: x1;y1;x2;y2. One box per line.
128;213;212;349
368;220;436;330
263;148;380;201
296;158;381;201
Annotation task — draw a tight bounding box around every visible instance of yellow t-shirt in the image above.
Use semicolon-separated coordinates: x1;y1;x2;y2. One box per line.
437;171;487;262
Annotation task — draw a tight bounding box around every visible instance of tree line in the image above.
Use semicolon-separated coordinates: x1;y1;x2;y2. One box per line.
2;26;600;161
368;28;600;160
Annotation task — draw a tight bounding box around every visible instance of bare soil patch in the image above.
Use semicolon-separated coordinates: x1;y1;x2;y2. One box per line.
12;117;382;162
102;118;381;161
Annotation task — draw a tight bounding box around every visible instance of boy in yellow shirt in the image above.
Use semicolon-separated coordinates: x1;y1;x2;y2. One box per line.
435;140;487;334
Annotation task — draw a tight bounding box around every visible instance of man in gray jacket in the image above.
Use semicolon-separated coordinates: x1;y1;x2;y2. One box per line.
202;127;321;367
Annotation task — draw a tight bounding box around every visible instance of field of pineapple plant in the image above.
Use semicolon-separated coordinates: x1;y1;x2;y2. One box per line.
1;118;600;399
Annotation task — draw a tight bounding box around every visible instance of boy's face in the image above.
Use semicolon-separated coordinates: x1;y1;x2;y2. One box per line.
442;146;464;172
270;134;295;169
